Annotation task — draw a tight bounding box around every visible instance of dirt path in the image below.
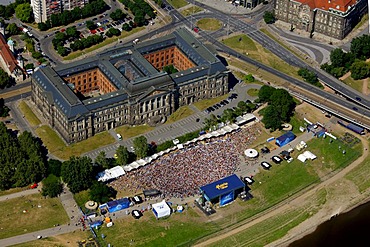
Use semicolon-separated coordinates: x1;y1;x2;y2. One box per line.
363;78;369;95
195;137;369;247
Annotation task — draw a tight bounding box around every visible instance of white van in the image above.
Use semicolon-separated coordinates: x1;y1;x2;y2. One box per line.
133;38;139;44
117;133;122;140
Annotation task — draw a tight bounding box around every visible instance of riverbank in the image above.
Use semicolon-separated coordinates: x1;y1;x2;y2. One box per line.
268;136;370;247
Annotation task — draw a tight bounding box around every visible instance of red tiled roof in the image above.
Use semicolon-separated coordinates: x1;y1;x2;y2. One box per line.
299;0;356;12
0;34;18;73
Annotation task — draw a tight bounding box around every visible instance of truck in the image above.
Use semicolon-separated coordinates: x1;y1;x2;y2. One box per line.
337;120;365;135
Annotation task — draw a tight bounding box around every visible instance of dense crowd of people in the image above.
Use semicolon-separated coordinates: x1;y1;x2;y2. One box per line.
110;124;262;198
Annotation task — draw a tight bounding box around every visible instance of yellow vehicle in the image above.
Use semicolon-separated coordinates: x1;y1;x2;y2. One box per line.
114;153;118;159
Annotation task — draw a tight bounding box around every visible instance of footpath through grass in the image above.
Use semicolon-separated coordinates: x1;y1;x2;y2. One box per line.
0;193;69;239
18;101;41;127
36;125;115;160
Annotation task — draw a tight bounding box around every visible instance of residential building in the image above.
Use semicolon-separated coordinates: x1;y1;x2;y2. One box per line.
0;34;24;81
31;28;229;143
274;0;368;40
31;0;88;23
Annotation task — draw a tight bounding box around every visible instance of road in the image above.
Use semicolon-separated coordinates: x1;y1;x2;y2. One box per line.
181;0;370;108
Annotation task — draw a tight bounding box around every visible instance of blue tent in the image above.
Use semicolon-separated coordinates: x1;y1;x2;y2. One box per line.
106;198;130;213
200;174;245;206
275;131;296;147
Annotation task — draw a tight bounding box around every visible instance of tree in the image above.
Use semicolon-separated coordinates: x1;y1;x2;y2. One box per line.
57;46;68;57
298;68;321;87
47;159;62;177
244;73;255;82
25;63;34;70
6;23;19;35
237;101;249;113
0;68;11;89
95;151;110;169
86;20;96;30
262;105;282;130
263;11;275;24
89;181;117;203
163;64;178;74
66;26;79;39
115;145;129;166
61;156;94;193
110;9;126;21
258;85;276;103
133;136;148;159
15;3;33;23
41;174;63;198
329;48;347;68
350;61;370;80
204;114;218;130
221;108;236;123
270;89;296;122
350;35;370;60
0;98;10;117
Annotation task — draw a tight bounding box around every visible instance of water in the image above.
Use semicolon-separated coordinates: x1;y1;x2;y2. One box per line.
290;200;370;247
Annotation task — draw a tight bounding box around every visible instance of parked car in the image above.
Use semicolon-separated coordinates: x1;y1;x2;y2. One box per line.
261;161;271;170
271;156;282;164
244;176;254;185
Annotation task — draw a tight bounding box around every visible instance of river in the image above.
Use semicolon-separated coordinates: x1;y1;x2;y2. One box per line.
290;200;370;246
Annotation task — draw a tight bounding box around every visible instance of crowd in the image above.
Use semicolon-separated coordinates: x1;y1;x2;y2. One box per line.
110;124;262;198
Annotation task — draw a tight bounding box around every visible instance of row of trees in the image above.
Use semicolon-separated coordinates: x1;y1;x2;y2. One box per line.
0;98;10;117
0;123;48;190
69;34;104;52
298;68;322;88
321;34;370;80
258;85;296;131
120;0;155;27
110;9;127;21
0;0;29;20
38;0;108;31
0;67;12;89
204;101;256;131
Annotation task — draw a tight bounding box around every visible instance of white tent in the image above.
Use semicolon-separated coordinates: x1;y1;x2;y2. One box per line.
97;166;125;182
152;200;171;219
303;151;317;160
177;144;184;149
297;154;308;163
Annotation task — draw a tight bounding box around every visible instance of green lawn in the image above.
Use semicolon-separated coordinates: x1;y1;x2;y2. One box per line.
0;193;69;239
342;76;364;93
193;94;229;111
18;101;41;127
288;113;306;135
180;6;203;16
115;125;154;140
64;27;145;60
166;106;194;124
36;125;115;160
167;0;189;9
96;208;216;247
247;88;259;97
345;146;370;193
196;18;222;31
223;34;300;79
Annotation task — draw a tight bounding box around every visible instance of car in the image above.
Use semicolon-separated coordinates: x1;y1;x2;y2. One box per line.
286;156;294;163
99;15;104;18
261;161;271;170
97;22;101;27
223;100;229;104
353;107;358;111
78;23;82;26
93;18;98;21
196;118;200;122
104;13;108;17
287;148;294;153
132;210;142;219
133;38;140;44
271;156;282;164
355;97;362;101
117;133;122;140
244;176;254;185
261;147;270;154
37;236;42;239
216;103;222;108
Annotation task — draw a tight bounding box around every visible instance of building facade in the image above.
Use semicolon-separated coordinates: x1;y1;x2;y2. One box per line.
31;0;88;23
274;0;368;40
31;28;229;143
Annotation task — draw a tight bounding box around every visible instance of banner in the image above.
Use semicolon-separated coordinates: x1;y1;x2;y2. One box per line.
220;191;234;206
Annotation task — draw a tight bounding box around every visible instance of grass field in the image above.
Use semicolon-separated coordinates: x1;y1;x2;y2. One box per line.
64;27;145;60
0;193;69;239
0;187;28;197
167;0;188;9
222;34;300;79
13;231;92;247
115;125;154;140
247;88;259;97
193;94;229;111
288;113;306;135
180;6;203;16
209;189;327;247
73;190;91;213
345;145;370;193
18;101;41;127
36;125;115;160
342;76;364;93
196;18;222;31
166;106;194;124
232;71;264;85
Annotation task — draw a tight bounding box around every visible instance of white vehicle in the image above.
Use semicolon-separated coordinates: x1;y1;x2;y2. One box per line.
37;235;42;239
97;22;101;27
287;157;294;163
133;38;140;44
117;133;122;140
